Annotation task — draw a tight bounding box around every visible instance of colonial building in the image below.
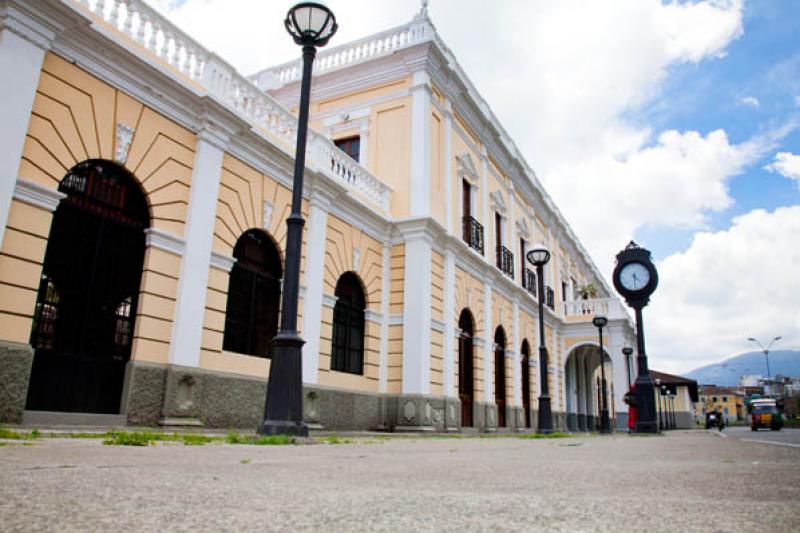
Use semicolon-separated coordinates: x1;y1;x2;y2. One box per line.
0;0;638;431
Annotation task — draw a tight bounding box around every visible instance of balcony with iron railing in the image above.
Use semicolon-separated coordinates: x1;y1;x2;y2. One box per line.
462;216;484;255
522;268;537;297
545;286;555;311
496;245;514;278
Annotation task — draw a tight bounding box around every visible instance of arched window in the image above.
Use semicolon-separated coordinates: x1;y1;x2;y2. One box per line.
458;309;476;427
223;230;282;357
331;272;366;374
494;326;507;428
27;160;149;414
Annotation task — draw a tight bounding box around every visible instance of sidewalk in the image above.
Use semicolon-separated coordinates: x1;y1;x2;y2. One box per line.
1;430;798;532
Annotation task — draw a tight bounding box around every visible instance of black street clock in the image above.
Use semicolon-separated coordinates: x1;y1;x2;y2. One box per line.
613;241;658;308
612;240;659;433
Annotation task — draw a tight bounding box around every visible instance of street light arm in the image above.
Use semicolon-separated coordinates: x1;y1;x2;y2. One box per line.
766;336;782;351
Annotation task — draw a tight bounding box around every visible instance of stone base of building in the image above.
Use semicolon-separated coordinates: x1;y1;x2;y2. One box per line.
577;413;587;431
0;341;34;424
675;411;694;429
616;412;629;431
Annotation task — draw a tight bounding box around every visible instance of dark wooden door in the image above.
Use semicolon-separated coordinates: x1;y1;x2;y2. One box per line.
458;332;474;427
495;343;506;427
521;342;531;428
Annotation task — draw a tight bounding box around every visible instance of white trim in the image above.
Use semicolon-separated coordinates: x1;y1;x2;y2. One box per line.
409;69;431;216
388;314;404;326
12;178;65;212
365;309;383;324
430;318;446;332
114;122;135;164
443;100;453;235
301;202;329;385
456;153;479;184
490;190;507;215
145;228;186;256
402;236;432;394
378;244;391;393
209;251;236;273
322;293;338;308
442;249;456;397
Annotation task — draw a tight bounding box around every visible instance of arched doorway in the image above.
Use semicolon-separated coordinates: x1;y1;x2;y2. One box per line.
26;160;149;414
458;309;475;427
494;326;507;428
521;339;531;429
223;229;282;358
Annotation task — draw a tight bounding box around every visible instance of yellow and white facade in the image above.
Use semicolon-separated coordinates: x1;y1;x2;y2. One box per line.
0;0;636;431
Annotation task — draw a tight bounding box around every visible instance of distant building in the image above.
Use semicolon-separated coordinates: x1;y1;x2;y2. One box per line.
696;385;744;424
649;370;698;429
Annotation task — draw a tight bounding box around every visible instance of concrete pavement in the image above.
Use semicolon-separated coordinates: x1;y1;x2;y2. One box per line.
722;426;800;447
1;430;798;532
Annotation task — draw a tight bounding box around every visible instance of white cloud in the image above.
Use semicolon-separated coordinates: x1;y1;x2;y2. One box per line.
765;151;800;186
739;96;760;108
648;206;800;374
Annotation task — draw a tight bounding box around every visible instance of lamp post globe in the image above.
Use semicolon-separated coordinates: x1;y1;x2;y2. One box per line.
526;244;553;433
592;315;611;434
258;2;337;437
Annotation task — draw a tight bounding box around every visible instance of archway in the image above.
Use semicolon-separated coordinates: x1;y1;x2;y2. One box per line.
26;160;149;414
223;229;282;357
330;271;366;374
564;343;614;432
457;309;475;427
520;339;531;428
494;326;507;428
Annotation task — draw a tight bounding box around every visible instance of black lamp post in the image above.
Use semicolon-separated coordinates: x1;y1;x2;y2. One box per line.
670;392;677;429
655;378;663;431
622;346;633;389
527;244;552;434
660;385;668;430
592;315;611;434
258;2;338;436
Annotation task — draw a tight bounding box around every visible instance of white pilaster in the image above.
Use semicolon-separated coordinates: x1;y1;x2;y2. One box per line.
607;325;629;415
442;249;456;397
443;100;453;235
359;121;370;168
480;150;490;261
401;229;432;394
0;29;47;247
378;244;391;393
483;281;493;402
409;70;431;216
512;300;521;407
168;134;225;367
301;197;330;384
509;184;517;281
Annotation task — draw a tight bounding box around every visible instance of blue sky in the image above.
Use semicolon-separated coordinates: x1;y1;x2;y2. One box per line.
634;0;800;260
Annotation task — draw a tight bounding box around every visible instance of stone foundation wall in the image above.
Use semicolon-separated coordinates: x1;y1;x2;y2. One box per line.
0;341;34;423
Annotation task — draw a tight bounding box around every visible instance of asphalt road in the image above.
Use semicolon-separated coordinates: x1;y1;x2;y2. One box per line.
1;430;798;532
722;426;800;447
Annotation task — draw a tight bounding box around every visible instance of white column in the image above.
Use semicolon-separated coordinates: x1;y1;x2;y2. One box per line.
607;325;628;417
442;249;456;397
0;29;48;247
359;120;370;168
378;244;391;393
402;233;432;394
443;100;453;235
480;150;490;261
168;135;225;367
301;197;329;384
409;70;431;216
577;352;586;418
512;300;521;407
483;281;493;401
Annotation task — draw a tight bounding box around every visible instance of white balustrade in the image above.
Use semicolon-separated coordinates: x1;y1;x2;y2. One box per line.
71;0;392;213
564;298;611;317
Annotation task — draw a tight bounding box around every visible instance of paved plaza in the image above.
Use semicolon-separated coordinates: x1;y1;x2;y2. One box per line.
1;429;799;532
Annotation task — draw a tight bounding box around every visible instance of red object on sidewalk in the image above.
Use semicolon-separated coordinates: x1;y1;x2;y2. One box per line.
628;384;636;431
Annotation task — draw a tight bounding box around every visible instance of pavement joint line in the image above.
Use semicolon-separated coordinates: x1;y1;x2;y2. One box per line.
740;438;800;448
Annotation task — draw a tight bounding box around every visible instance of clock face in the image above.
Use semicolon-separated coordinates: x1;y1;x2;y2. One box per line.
619;262;650;291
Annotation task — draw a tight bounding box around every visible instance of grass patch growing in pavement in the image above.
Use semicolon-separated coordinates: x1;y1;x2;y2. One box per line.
0;428;40;440
225;432;296;445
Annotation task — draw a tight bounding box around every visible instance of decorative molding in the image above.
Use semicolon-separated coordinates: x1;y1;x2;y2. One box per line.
210;251;236;273
430;318;446;332
262;200;274;230
491;190;507;215
504;349;516;359
473;337;486;348
145;228;186;256
456;153;479;184
365;309;383;324
353;247;361;271
322;293;338;308
388;314;404;326
13;178;65;212
516;217;531;240
114;122;135;164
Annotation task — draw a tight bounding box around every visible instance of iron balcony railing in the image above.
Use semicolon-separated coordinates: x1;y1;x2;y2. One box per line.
522;268;537;297
462;216;484;255
496;245;514;278
545;286;555;310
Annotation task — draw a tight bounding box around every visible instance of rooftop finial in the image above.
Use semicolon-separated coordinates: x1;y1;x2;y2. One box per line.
420;0;429;16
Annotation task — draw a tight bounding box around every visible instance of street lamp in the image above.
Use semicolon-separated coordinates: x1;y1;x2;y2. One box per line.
747;336;781;381
622;346;633;389
592;315;611;434
669;391;676;429
655;378;663;431
660;385;668;430
259;2;338;436
527;243;552;434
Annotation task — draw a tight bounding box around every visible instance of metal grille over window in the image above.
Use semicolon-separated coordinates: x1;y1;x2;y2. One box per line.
523;268;537;297
331;272;366;375
545;286;555;310
223;230;283;358
496;245;514;278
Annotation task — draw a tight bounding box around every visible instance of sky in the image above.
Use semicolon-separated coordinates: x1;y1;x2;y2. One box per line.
146;0;800;374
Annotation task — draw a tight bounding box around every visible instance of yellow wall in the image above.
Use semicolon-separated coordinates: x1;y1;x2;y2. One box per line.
453;267;485;401
387;244;405;394
0;53;195;365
